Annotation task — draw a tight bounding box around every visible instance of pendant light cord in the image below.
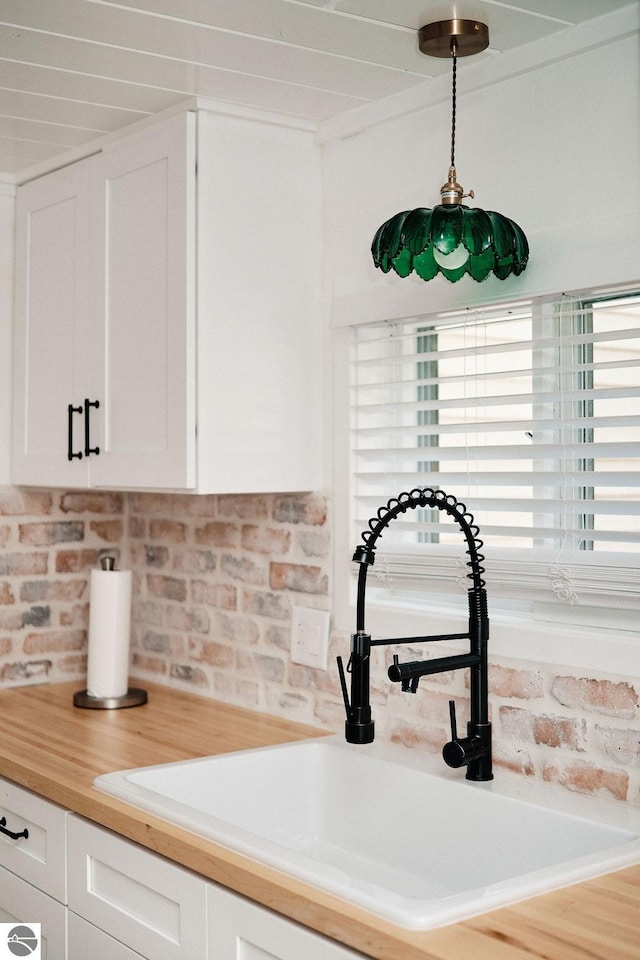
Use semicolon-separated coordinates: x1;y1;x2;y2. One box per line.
450;41;458;169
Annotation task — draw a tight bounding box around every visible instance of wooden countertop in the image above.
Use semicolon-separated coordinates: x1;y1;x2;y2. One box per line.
0;680;638;960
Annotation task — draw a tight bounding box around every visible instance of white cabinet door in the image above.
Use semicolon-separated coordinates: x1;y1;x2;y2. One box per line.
0;866;67;960
207;885;367;960
12;157;96;487
67;816;207;960
90;112;196;490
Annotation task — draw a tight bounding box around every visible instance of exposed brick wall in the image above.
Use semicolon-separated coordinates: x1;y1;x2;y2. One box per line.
0;487;125;684
0;484;638;807
127;491;336;727
491;670;638;802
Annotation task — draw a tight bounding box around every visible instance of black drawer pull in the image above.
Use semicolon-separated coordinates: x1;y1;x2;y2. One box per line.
67;403;83;461
84;398;100;457
0;816;29;841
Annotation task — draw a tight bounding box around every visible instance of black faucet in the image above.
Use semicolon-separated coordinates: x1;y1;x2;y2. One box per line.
337;488;492;782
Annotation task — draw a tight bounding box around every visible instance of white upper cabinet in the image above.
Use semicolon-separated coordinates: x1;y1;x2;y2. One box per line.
12;106;322;493
13;112;194;490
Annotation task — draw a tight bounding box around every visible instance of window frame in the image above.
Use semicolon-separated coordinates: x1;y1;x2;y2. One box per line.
332;285;640;675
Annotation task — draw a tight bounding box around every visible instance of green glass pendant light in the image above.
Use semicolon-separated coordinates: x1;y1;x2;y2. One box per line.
372;19;529;284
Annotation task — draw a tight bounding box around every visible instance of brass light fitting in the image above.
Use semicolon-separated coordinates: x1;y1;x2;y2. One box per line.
418;19;489;58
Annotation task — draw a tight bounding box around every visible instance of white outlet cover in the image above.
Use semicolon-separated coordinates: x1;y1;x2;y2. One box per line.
290;606;330;670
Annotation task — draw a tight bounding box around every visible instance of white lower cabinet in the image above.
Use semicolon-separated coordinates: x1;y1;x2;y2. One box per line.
69;816;367;960
0;776;68;959
208;885;367;960
67;816;207;960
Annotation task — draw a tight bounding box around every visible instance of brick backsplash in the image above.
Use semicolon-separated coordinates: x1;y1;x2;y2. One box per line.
0;487;125;684
0;485;638;806
127;491;333;723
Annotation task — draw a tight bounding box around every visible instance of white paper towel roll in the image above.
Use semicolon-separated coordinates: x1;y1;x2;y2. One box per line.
87;566;132;699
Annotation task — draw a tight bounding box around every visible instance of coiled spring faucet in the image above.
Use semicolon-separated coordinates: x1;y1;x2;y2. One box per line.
337;488;492;781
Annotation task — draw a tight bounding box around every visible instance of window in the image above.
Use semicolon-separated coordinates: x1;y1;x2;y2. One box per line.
349;290;640;625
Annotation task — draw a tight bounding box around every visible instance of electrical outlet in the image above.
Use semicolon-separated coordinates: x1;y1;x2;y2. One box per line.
290;606;330;670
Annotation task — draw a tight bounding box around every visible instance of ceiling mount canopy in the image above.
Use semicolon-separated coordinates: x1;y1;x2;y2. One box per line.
372;19;529;284
418;19;489;58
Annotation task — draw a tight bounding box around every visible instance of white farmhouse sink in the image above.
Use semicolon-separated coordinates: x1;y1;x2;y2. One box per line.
94;736;640;930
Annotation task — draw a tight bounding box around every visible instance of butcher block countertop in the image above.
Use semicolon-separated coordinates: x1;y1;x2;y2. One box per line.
0;680;638;960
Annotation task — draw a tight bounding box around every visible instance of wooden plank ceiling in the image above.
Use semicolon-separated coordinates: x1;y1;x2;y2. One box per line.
0;0;634;178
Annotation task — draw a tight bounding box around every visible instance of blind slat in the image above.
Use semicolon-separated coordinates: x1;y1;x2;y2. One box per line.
355;470;640;487
355;441;640;461
353;414;639;438
351;292;640;563
353;386;640;413
356;496;640;516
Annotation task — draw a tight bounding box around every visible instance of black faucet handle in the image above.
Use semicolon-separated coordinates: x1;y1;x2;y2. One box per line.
448;698;458;741
443;699;492;778
391;655;421;693
336;656;352;719
443;698;469;768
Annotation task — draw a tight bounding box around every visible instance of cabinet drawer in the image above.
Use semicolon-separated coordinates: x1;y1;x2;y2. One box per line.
0;864;66;960
69;912;145;960
208;885;367;960
0;776;67;902
68;816;207;960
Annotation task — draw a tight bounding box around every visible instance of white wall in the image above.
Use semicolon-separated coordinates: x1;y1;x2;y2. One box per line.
322;26;640;326
0;184;14;483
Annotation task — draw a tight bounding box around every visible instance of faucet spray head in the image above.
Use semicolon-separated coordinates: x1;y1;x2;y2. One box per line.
337;632;375;744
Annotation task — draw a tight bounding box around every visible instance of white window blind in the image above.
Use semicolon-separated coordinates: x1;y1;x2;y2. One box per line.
351;291;640;611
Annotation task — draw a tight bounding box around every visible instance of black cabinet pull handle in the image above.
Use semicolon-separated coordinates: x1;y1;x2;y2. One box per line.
0;816;29;841
67;404;83;461
84;398;100;456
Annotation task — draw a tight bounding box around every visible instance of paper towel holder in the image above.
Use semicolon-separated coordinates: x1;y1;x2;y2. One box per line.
74;554;147;709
